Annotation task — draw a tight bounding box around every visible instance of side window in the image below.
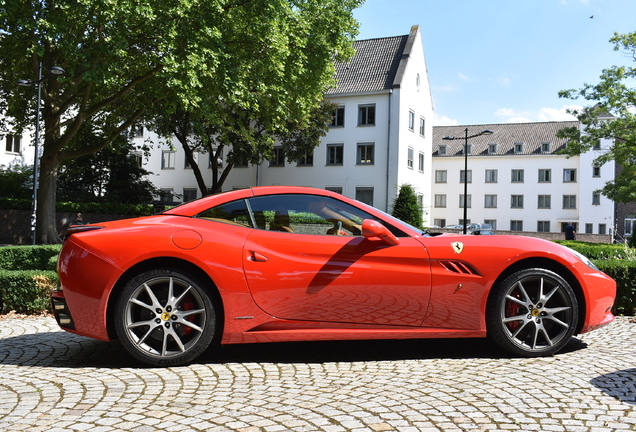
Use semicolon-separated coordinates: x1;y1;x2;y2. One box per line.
196;199;252;227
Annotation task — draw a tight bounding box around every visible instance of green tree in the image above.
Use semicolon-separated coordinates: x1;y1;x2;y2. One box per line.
0;165;33;200
57;125;157;205
0;0;361;243
557;31;636;203
391;184;423;230
147;100;337;196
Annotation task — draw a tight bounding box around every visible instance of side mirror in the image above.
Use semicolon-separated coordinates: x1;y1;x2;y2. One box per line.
361;219;400;246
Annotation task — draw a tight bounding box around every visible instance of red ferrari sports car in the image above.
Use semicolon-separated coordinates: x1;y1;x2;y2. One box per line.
52;186;616;366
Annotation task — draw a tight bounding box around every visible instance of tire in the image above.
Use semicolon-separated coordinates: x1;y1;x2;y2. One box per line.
114;269;216;366
487;268;579;357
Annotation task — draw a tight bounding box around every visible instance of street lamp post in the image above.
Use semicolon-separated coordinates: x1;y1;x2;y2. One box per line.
18;63;65;244
443;128;494;234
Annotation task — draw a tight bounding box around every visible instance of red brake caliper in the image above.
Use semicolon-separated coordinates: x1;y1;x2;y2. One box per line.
182;297;194;336
505;291;521;331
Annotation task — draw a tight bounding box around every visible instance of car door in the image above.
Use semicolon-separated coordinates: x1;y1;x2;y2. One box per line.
241;194;432;326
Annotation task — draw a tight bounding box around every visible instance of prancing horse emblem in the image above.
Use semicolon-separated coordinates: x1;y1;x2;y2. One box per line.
451;241;464;254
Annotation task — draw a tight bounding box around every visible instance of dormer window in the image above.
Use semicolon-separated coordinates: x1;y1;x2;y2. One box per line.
488;143;498;154
541;142;551;153
438;145;447;155
514;142;524;154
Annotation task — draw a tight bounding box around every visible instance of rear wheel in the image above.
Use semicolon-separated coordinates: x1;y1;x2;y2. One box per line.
114;269;216;366
487;268;578;357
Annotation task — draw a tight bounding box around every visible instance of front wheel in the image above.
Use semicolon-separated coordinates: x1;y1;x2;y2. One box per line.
487;268;579;357
114;269;216;366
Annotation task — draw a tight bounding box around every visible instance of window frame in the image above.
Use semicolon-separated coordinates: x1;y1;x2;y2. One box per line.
358;104;376;126
356;143;374;165
326;144;344;166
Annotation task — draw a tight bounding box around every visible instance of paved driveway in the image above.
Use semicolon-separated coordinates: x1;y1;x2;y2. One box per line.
0;316;634;431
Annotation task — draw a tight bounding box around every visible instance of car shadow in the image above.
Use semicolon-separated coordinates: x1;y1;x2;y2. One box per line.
590;369;636;405
0;331;588;369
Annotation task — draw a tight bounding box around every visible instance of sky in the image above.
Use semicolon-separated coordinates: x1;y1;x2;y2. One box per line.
353;0;636;127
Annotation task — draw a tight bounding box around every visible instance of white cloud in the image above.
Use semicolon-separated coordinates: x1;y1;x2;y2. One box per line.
431;111;459;126
494;105;582;123
498;77;511;86
458;73;477;82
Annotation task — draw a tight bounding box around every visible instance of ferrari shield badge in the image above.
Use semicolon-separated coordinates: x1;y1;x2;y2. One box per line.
451;241;464;254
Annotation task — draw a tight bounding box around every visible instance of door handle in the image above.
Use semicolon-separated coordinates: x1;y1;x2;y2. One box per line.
248;251;268;262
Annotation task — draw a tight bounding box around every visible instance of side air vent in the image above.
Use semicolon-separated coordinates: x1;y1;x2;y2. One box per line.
438;260;481;276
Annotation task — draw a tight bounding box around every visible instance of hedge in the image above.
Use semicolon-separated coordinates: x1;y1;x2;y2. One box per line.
593;259;636;316
0;270;59;314
0;197;156;216
0;245;62;314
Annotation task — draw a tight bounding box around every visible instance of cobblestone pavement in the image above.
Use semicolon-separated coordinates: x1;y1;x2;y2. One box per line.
0;317;634;432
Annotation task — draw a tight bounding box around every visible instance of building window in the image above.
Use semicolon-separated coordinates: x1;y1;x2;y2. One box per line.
269;147;285;167
434;194;447;208
538;195;551;209
485;169;498;183
358;104;376;126
331;106;345;127
357;143;374;165
485;195;497;208
162;151;176;169
408;110;415;131
132;152;143;168
159;188;174;202
184;152;199;169
234;156;249;168
325;186;343;194
537;221;550;232
514;142;524;154
327;144;344;165
585;223;593;234
209;148;223;168
438;145;447;155
511;195;524;209
510;220;523;231
463;144;473;155
599;224;607;234
488;143;498;154
356;187;374;206
541;142;551;153
563;168;577;182
434;218;446;227
511;169;524;183
407;147;414;169
419;117;425;137
593;139;601;150
563;195;577;209
625;214;636;236
418;152;424;172
592;192;601;205
459;194;471;208
183;188;197;202
297;150;313;166
538;169;551;183
460;170;472;183
593;166;601;177
131;125;144;137
435;170;447;183
5;135;22;154
484;219;497;230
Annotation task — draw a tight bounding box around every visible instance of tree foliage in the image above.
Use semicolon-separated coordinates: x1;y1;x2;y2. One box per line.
557;31;636;203
57;125;157;205
0;165;33;200
0;0;361;242
391;184;423;230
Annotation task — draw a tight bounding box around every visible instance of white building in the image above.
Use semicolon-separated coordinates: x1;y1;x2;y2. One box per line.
1;130;34;168
430;121;616;235
137;25;434;224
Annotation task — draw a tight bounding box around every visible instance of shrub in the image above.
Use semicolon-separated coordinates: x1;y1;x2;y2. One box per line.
0;270;58;314
594;259;636;316
0;245;62;271
392;184;423;229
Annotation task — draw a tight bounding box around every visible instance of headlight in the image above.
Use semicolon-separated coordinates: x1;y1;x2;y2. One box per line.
565;247;599;271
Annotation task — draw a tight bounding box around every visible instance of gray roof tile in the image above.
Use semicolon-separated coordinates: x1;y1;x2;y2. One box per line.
432;121;579;157
326;35;409;95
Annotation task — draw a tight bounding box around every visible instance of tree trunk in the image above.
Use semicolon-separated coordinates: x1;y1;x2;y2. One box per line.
36;150;62;244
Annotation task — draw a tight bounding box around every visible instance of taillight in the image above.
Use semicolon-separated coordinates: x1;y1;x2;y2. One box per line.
63;225;104;241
